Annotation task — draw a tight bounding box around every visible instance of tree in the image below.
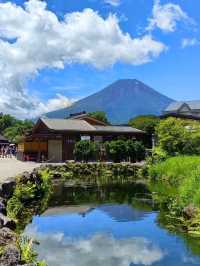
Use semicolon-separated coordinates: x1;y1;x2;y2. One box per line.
74;140;97;162
0;114;17;133
3;120;34;143
89;111;109;124
129;115;160;135
156;117;190;155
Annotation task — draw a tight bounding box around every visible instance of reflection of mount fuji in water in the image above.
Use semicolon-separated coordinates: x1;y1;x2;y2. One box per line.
97;204;148;222
43;203;148;223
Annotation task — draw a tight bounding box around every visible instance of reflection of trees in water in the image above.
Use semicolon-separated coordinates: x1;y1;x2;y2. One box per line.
49;182;150;208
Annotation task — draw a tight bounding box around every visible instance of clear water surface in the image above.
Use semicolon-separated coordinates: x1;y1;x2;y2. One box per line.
24;185;200;266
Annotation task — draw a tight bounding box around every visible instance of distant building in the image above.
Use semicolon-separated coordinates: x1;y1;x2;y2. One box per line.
162;101;200;120
18;114;146;162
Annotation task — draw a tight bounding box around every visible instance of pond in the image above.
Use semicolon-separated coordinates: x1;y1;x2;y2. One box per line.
24;184;200;266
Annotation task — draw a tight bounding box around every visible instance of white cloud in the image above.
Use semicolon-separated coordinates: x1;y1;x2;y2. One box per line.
147;0;192;32
0;0;166;118
181;38;200;48
104;0;121;7
25;226;164;266
35;94;75;116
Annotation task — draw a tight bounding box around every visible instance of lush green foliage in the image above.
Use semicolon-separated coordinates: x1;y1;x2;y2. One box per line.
149;156;200;209
149;147;168;164
7;170;52;230
18;236;47;265
149;156;200;185
126;140;145;162
106;139;145;163
88;111;109;124
156;117;200;156
74;140;97;162
0;113;34;143
19;237;37;264
156;118;189;155
0;113;17;132
106;140;127;162
148;156;200;234
129;115;160;135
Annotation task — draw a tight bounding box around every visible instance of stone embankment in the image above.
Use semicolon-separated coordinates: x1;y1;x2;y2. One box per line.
0;175;36;266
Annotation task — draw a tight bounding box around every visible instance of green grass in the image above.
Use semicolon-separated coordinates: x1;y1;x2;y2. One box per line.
149;156;200;185
149;156;200;207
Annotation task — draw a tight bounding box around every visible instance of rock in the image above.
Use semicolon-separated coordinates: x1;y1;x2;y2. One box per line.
0;227;17;246
0;244;20;266
183;204;197;219
0;180;16;199
53;172;62;179
0;213;16;230
0;197;6;215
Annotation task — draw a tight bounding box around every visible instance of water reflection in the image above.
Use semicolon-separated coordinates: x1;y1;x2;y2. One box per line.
26;216;164;266
24;184;200;266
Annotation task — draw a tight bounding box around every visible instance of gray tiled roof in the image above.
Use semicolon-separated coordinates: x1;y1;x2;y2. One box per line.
94;125;144;133
41;118;143;134
165;100;200;112
41;118;95;132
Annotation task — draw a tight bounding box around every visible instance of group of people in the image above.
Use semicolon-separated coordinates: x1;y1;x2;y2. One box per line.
0;145;16;158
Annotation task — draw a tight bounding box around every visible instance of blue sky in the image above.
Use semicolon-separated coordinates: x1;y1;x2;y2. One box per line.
0;0;200;117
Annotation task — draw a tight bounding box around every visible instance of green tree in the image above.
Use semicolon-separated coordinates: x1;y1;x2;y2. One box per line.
3;119;34;143
156;117;190;155
0;114;17;133
74;140;97;162
89;111;109;124
129;115;160;135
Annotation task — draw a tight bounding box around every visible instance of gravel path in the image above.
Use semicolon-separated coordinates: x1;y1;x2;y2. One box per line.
0;158;41;183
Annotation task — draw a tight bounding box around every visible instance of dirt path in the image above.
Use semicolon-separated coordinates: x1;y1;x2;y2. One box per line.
0;158;41;183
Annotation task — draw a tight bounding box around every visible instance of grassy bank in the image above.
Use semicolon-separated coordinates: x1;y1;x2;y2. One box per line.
149;156;200;236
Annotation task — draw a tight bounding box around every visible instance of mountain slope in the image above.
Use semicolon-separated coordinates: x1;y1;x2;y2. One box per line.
45;79;174;124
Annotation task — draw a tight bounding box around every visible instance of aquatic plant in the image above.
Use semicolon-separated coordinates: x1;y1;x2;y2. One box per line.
19;236;37;264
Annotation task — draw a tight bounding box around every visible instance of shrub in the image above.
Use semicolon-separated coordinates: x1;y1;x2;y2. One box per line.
105;140;127;163
126;140;145;162
74;140;97;162
149;147;168;164
134;141;146;161
126;140;136;162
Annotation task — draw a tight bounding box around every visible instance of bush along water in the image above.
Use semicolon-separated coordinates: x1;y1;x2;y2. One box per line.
74;139;146;163
0;169;51;265
148;156;200;237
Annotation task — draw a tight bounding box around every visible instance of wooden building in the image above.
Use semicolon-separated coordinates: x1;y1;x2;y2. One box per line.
18;114;145;162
